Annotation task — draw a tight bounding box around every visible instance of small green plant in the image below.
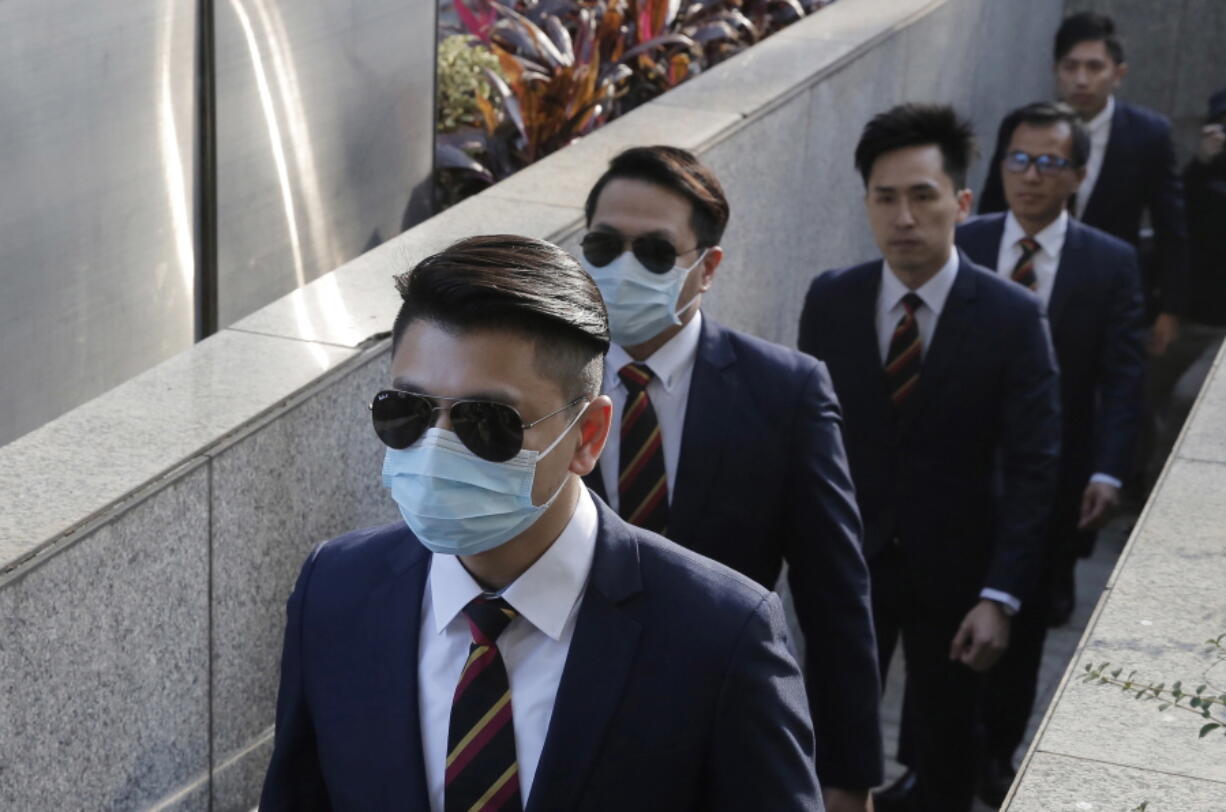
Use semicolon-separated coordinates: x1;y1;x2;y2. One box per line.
1080;633;1226;739
437;34;506;132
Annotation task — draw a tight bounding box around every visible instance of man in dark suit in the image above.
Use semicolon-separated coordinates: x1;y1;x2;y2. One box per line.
979;12;1188;358
798;104;1062;812
260;236;824;811
575;146;881;812
955;101;1145;804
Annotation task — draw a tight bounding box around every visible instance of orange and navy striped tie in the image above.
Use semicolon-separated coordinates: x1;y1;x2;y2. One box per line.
1010;237;1041;291
885;292;924;410
445;597;522;812
618;362;669;534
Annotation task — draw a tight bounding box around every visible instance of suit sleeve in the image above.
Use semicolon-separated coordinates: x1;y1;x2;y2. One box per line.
978;142;1007;214
1093;245;1146;480
784;361;883;789
985;299;1062;600
260;546;333;812
705;593;825;812
1148;121;1191;316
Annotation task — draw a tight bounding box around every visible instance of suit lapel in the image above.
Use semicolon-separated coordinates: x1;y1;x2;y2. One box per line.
1082;102;1128;221
849;262;893;407
528;502;643;811
913;254;978;415
959;215;1006;270
373;538;432;809
1048;220;1086;329
669;318;737;547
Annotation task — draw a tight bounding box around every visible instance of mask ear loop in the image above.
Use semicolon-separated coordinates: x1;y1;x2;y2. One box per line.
529;400;592;507
673;248;711;319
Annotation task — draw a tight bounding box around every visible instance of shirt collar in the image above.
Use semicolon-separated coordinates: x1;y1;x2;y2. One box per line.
428;486;599;641
881;248;960;315
606;310;703;395
1087;95;1115;135
1003;209;1068;259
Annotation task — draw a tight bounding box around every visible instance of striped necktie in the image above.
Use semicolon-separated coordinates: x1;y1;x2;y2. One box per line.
1011;237;1041;291
445;597;523;812
618;362;669;533
885;292;924;409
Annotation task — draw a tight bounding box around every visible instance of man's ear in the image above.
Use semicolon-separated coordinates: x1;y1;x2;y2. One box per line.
955;187;974;223
698;246;724;293
569;395;613;477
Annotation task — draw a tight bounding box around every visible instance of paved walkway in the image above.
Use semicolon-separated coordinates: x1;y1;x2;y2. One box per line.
877;514;1132;810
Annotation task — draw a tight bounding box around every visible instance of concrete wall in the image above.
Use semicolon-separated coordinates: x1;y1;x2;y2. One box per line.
1066;0;1226;163
0;0;1069;807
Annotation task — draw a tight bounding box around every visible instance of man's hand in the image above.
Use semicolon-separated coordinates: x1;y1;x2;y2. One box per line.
949;599;1011;672
1078;480;1121;530
822;787;872;812
1198;123;1225;164
1149;312;1180;356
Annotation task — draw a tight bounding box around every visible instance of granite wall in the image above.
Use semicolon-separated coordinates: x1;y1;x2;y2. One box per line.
0;0;1070;807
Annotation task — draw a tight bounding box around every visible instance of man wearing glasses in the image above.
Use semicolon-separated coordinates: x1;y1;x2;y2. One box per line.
575;145;881;812
260;235;824;810
954;101;1144;805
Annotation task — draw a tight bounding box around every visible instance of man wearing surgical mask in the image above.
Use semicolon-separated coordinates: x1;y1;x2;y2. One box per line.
260;235;824;811
577;146;882;812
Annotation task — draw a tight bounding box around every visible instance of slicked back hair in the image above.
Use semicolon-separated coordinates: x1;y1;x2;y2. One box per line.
391;235;609;400
584;145;730;248
854;103;978;190
1055;12;1125;64
995;101;1091;169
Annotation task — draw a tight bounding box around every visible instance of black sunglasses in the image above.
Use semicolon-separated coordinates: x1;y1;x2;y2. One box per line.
1003;150;1075;176
580;231;702;275
370;390;585;462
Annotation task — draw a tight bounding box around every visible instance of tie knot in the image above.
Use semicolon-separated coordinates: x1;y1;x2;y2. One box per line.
1018;237;1041;257
618;362;655;391
901;292;924;316
463;597;518;646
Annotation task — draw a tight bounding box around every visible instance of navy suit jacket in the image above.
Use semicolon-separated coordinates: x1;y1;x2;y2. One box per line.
980;99;1189;316
260;497;824;811
585;316;882;788
797;255;1061;608
956;215;1145;530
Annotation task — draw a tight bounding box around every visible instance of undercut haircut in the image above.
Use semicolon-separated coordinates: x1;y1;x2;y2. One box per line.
996;101;1091;169
1055;12;1125;65
854;103;978;190
585;145;730;248
392;235;610;401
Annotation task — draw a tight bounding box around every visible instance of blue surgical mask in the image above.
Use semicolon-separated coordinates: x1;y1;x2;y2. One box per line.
380;405;586;556
583;249;707;347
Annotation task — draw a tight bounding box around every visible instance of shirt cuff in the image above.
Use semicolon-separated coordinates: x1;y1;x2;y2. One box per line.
1090;472;1123;489
980;588;1021;616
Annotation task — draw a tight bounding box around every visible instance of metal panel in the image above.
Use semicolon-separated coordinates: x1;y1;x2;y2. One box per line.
213;0;436;327
0;1;198;447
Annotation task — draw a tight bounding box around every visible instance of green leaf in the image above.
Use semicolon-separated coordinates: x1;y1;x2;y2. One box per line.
1197;684;1207;694
1191;697;1201;708
1112;667;1123;678
1158;703;1171;711
1199;722;1221;738
1173;681;1183;693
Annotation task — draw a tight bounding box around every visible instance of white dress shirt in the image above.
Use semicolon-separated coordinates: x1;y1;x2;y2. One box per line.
996;210;1122;490
997;210;1068;310
1075;95;1115;219
599;311;703;512
418;487;599;811
876;251;1021;614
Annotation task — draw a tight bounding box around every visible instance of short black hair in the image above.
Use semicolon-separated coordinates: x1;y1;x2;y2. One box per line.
854;103;978;190
392;235;609;400
584;145;730;247
995;101;1091;169
1054;12;1125;64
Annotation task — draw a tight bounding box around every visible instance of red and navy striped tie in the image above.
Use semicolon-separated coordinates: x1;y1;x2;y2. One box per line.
618;362;669;534
885;292;924;410
445;597;522;812
1011;237;1041;291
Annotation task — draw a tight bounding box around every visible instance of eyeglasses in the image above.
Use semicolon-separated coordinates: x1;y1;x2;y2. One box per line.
580;231;702;274
1003;150;1075;176
370;390;585;462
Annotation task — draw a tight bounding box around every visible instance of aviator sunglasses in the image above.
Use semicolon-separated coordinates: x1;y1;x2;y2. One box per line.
1003;150;1074;176
370;390;585;462
580;230;702;274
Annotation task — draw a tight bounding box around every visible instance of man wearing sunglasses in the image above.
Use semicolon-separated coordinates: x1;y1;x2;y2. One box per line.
799;104;1061;812
576;146;881;812
951;101;1144;806
260;235;824;811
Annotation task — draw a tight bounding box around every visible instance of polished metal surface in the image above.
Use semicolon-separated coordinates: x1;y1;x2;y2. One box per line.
0;1;199;447
0;0;436;448
213;0;436;326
